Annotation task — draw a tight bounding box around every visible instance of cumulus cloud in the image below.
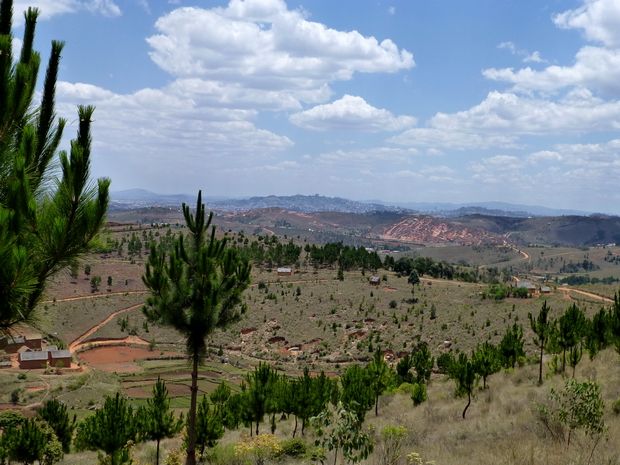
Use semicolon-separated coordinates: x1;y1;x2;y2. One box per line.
484;46;620;95
289;95;416;131
428;91;620;135
146;0;414;109
553;0;620;48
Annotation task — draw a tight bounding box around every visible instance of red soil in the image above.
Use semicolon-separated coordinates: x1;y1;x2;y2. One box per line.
78;346;182;373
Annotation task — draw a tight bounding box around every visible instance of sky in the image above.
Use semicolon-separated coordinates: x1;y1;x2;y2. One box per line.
11;0;620;214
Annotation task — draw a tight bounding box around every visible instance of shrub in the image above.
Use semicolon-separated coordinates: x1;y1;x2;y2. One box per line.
17;373;26;380
411;383;427;406
612;398;620;415
389;300;398;309
278;437;308;458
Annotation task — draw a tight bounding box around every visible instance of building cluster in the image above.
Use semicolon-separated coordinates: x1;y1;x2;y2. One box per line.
0;335;72;369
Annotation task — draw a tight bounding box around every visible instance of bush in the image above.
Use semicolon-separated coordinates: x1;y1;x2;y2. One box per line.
278;437;308;458
17;373;26;380
389;300;398;309
394;383;414;395
411;383;427;406
612;398;620;415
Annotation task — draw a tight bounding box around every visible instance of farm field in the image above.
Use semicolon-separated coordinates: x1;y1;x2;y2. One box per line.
2;224;620;464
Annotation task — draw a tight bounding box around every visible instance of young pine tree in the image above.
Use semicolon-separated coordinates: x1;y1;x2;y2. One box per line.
0;0;110;334
138;378;184;465
142;191;251;465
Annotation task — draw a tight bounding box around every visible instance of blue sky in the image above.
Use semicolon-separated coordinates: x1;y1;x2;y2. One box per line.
13;0;620;213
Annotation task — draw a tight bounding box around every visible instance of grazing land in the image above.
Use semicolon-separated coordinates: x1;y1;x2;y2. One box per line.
2;214;620;464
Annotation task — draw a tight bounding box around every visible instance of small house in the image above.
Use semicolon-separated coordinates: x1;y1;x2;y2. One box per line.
49;350;72;369
369;276;381;286
18;351;49;370
540;286;551;294
277;267;294;276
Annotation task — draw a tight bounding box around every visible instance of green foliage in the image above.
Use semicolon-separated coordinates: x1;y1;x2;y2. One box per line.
528;300;553;385
244;362;279;436
410;383;427;406
311;402;373;465
448;353;477;419
278;437;308;458
471;342;501;389
498;323;525;369
412;344;434;384
90;275;102;292
0;0;109;334
75;392;139;465
340;364;374;423
436;353;453;374
377;426;409;465
138;378;183;465
537;379;606;453
192;395;224;456
37;398;76;453
366;348;394;416
395;354;415;385
142;191;252;465
0;409;26;429
551;303;587;373
611;398;620;415
1;418;48;464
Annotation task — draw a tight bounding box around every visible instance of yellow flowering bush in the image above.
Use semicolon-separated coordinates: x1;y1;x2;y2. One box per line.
234;434;282;465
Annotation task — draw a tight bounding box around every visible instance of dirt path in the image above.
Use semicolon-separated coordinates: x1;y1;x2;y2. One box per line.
561;288;613;303
479;246;529;269
42;290;148;304
68;304;144;354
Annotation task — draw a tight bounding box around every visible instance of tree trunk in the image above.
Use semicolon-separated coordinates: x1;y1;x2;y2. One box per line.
293;416;298;438
538;344;544;385
375;395;379;416
156;438;161;465
462;392;471;419
186;356;199;465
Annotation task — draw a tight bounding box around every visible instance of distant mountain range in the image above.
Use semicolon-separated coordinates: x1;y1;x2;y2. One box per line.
110;189;599;218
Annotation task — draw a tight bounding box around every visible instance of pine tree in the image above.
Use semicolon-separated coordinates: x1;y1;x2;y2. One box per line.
142;191;251;465
138;378;184;465
340;364;374;424
498;323;525;369
1;418;48;464
243;362;279;436
471;342;501;389
448;352;477;419
367;348;393;416
0;0;110;334
37;398;76;454
193;396;224;457
75;393;139;465
554;303;587;373
412;344;434;384
528;300;553;385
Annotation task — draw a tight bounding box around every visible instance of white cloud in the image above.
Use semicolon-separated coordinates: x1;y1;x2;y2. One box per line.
484;46;620;95
389;126;520;149
83;0;121;16
146;1;414;109
523;51;545;63
553;0;620;48
315;147;420;165
13;0;121;21
289;95;416;131
498;41;546;63
429;91;620;135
